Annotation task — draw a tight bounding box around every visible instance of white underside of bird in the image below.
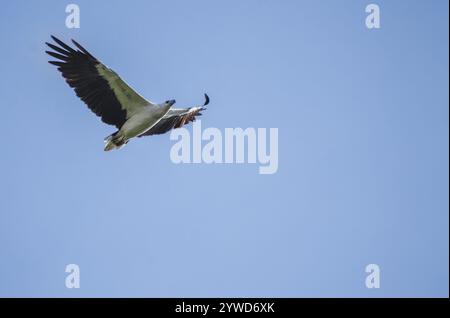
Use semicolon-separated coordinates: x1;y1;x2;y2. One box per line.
103;103;173;151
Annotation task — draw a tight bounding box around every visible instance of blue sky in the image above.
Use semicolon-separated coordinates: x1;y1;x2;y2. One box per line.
0;0;448;297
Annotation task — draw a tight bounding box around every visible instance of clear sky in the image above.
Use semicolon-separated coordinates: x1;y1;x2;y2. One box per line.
0;0;448;297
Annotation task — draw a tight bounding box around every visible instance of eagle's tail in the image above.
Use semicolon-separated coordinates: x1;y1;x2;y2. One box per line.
104;132;127;151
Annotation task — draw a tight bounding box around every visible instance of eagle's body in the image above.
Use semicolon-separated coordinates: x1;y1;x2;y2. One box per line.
104;103;173;151
45;36;209;151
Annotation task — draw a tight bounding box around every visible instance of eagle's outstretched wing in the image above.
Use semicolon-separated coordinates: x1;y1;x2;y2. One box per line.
46;35;154;128
139;94;210;137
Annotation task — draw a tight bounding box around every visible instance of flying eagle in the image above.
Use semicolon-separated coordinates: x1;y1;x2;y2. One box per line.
45;36;209;151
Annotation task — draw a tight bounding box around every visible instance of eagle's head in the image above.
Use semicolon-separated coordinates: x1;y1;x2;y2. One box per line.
164;99;176;107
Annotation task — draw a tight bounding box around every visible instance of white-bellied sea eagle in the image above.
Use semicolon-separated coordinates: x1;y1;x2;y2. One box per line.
46;36;210;151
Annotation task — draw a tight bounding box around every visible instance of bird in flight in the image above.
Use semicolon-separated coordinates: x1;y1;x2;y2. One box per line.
45;36;210;151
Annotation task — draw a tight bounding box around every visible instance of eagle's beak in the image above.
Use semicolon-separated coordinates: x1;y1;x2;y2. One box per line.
169;99;176;106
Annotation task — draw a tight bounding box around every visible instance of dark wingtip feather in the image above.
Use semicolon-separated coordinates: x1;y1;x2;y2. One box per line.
46;51;69;61
50;35;77;53
50;35;60;43
46;42;71;56
71;38;96;60
48;61;65;66
203;93;210;106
